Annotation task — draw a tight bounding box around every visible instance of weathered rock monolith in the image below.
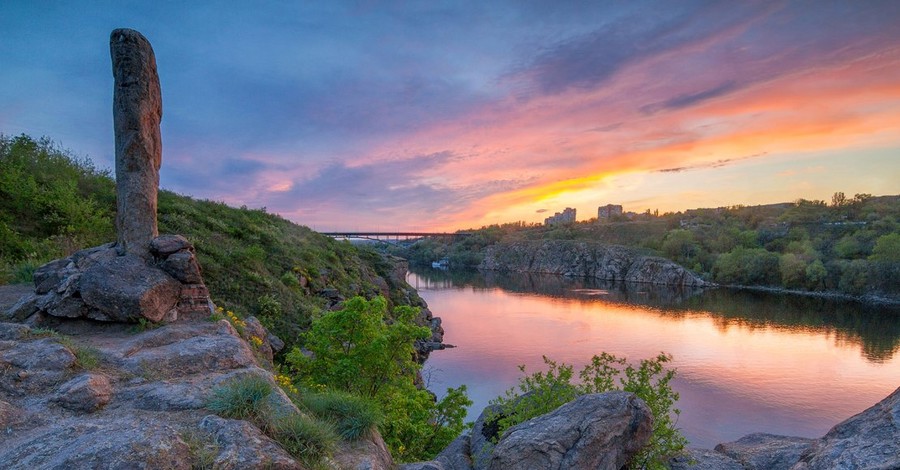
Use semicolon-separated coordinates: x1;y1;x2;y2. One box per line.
111;28;162;258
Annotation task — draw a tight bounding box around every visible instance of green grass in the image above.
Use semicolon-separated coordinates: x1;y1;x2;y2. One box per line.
207;376;340;466
270;412;339;465
206;375;273;420
298;390;382;440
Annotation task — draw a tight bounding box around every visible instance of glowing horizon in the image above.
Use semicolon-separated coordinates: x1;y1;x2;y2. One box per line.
2;2;899;231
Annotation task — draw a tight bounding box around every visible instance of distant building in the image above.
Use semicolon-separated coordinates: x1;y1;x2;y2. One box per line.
545;207;576;226
597;204;623;222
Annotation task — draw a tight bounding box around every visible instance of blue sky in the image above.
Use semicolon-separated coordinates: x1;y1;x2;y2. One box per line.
3;1;899;230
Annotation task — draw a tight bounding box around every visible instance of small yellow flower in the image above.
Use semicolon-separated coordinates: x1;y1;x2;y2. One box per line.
249;336;263;348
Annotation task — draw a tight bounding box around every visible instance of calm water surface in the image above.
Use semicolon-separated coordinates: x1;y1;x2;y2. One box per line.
410;268;900;449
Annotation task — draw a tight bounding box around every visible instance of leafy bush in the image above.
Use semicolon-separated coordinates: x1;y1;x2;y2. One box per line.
297;390;382;440
489;353;685;470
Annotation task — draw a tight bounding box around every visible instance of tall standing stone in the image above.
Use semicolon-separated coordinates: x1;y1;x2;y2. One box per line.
111;28;162;258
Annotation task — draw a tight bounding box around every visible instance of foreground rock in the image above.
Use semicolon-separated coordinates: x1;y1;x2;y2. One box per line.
792;386;900;470
480;241;706;287
669;386;900;469
714;433;813;470
403;391;653;470
0;317;392;469
5;237;214;324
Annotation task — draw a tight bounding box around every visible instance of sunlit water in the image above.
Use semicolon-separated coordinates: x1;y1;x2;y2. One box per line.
410;268;900;449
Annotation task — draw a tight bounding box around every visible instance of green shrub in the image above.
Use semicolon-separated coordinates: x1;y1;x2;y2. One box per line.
269;412;339;466
298;390;382;440
207;375;273;420
286;296;472;461
280;271;300;288
489;353;685;470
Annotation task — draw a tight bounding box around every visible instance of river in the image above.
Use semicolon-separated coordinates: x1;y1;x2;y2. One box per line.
409;267;900;449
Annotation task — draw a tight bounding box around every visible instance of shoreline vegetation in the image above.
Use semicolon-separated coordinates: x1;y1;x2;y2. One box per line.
392;195;899;305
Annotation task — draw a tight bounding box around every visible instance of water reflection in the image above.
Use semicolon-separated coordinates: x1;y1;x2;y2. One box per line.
410;268;900;362
410;267;900;448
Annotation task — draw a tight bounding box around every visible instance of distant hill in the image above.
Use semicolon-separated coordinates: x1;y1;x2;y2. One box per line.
397;195;900;301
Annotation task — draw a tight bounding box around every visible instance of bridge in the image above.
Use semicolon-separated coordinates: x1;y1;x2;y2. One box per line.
320;231;471;244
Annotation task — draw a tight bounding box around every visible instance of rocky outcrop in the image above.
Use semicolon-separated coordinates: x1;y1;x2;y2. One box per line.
6;238;213;324
488;392;653;470
402;392;653;470
0;315;394;469
713;433;814;470
792;386;900;470
668;386;900;470
111;28;162;259
0;319;284;468
480;241;706;287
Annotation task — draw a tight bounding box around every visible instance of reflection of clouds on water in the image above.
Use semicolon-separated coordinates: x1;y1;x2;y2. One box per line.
410;267;900;362
414;267;900;449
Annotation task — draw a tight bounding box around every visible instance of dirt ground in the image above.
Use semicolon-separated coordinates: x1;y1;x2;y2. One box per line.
0;283;33;313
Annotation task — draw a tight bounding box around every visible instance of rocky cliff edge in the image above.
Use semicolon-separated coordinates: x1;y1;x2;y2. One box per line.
480;240;707;287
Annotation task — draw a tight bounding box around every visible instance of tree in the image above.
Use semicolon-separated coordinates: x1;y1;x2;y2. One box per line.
661;229;699;265
871;233;900;263
831;192;847;207
713;247;781;285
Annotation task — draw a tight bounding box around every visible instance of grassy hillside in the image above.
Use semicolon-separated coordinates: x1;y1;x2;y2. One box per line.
0;134;413;350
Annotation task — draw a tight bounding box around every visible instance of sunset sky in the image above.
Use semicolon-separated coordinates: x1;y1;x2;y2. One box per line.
2;1;899;231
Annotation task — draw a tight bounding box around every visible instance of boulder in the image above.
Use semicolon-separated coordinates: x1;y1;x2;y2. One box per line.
0;322;30;340
471;404;502;470
486;392;653;470
791;386;900;470
0;414;194;469
80;253;181;322
667;448;743;469
713;433;813;470
435;434;474;470
121;321;258;379
160;249;203;284
199;415;302;469
399;434;473;470
53;373;112;412
150;234;193;257
333;431;395;470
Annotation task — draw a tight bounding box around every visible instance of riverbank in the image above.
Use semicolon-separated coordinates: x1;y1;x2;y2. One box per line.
720;283;900;306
